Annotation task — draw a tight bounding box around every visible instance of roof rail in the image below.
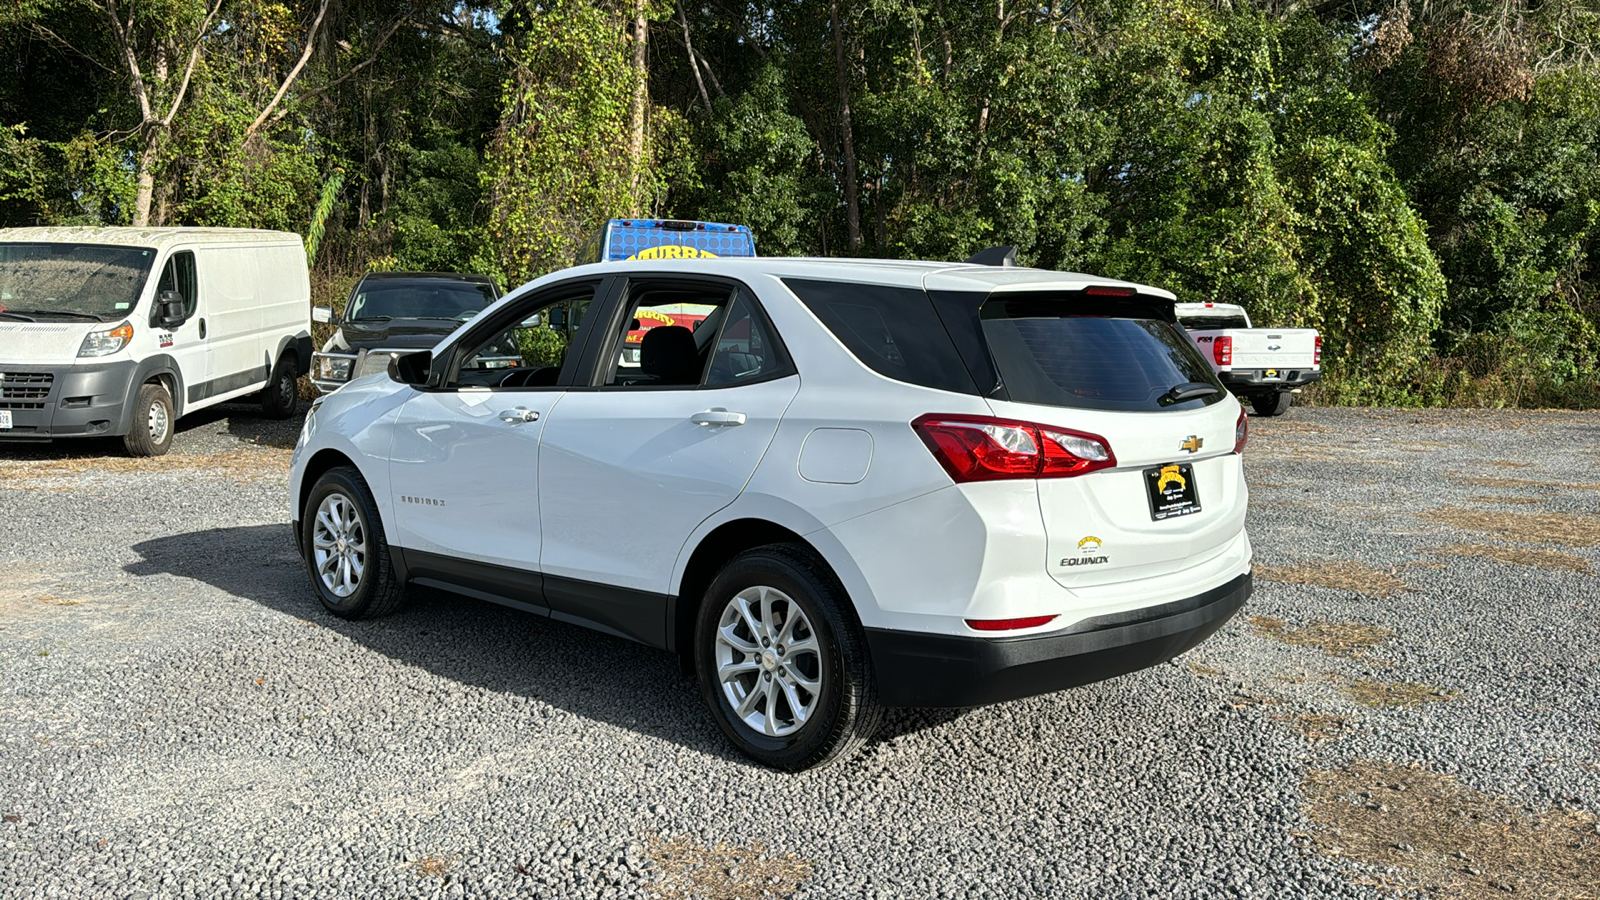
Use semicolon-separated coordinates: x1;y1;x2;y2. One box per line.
964;246;1017;267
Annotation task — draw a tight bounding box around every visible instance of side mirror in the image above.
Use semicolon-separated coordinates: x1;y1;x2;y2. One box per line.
157;290;187;328
547;306;567;328
312;306;335;325
389;350;433;387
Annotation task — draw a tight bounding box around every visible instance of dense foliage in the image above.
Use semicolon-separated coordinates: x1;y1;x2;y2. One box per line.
3;0;1598;406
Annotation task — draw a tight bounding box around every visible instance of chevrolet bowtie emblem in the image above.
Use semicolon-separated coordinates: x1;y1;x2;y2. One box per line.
1180;435;1203;454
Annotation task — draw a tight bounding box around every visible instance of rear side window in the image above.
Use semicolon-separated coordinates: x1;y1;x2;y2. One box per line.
1178;314;1249;330
783;278;976;394
981;295;1224;412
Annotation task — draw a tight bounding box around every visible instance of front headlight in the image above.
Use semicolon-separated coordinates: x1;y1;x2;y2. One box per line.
314;353;354;383
78;322;133;357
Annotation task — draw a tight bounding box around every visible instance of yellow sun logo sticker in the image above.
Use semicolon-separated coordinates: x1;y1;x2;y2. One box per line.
1157;465;1187;492
1077;536;1102;552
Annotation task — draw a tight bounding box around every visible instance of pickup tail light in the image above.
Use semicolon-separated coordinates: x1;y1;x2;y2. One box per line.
966;615;1058;632
1212;335;1233;367
1313;335;1322;366
913;415;1116;483
1234;405;1249;453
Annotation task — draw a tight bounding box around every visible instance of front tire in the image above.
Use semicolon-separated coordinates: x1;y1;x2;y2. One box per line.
122;382;174;457
301;466;406;618
261;354;299;420
694;544;883;771
1250;391;1293;417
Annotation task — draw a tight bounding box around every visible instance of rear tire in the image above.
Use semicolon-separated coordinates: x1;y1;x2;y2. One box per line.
122;382;174;457
694;544;883;771
1250;392;1293;417
301;466;407;619
260;354;299;420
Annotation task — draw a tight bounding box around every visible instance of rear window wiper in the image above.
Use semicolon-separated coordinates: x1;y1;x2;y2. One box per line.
7;309;107;322
1158;382;1221;405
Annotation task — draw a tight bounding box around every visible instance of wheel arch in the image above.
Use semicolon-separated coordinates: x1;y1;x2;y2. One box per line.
670;508;874;660
295;447;360;556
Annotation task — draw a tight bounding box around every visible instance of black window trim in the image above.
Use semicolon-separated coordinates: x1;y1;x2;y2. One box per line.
426;275;614;393
572;274;796;392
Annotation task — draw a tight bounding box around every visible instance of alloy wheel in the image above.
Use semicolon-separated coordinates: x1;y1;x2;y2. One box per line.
714;585;823;737
312;492;366;598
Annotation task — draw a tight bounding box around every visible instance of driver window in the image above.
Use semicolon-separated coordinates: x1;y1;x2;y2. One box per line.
152;251;198;323
448;289;594;389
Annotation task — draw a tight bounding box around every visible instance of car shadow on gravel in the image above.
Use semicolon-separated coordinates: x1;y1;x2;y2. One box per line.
126;523;913;768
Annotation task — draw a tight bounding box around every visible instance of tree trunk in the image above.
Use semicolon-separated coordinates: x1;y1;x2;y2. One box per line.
133;134;158;227
627;0;649;209
830;0;861;252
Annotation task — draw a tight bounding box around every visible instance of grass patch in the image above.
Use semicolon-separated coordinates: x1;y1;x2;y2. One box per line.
648;835;812;900
0;448;290;484
409;854;456;878
1344;679;1458;708
1422;507;1600;548
1277;712;1351;743
1249;616;1394;657
1187;662;1224;676
1430;543;1592;575
1304;759;1600;898
1462;476;1599;491
1485;460;1534;468
1468;494;1545;505
1253;561;1410;598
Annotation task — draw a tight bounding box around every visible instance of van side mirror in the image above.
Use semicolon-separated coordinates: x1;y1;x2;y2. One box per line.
547;306;567;328
312;306;335;325
157;290;187;328
389;350;433;386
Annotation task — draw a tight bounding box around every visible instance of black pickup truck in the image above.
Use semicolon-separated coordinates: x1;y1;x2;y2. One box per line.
310;271;499;393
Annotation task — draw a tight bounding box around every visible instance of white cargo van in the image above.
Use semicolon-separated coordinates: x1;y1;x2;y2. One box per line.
0;227;312;455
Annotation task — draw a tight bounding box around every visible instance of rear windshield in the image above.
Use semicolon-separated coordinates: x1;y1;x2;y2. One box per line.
981;295;1224;412
1178;314;1249;330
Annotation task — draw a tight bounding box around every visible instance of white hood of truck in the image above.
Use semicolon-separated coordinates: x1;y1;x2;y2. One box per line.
0;322;98;364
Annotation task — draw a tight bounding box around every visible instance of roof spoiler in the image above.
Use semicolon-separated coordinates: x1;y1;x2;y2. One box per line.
964;246;1017;267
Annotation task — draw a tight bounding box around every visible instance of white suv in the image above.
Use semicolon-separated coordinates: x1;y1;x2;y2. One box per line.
288;256;1253;770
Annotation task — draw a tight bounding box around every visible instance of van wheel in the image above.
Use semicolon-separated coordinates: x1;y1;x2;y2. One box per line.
1250;392;1293;417
123;382;174;457
694;544;883;771
261;355;299;419
301;466;407;619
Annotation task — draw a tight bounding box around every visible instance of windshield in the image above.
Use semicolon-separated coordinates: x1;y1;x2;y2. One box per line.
346;280;496;321
981;296;1225;412
0;242;156;320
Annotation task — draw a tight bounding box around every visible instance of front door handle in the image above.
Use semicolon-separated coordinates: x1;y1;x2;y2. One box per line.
691;408;746;427
498;407;539;424
198;318;206;339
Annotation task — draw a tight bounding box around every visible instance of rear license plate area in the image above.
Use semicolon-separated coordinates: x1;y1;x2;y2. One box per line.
1145;462;1201;521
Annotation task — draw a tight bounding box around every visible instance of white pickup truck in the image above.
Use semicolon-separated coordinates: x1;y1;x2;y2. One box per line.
1175;302;1321;417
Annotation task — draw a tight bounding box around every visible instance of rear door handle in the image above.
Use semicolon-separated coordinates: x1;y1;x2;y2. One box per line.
691;408;746;427
498;407;539;424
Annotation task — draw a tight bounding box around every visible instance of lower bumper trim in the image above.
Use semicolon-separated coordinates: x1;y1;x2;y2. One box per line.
865;572;1251;708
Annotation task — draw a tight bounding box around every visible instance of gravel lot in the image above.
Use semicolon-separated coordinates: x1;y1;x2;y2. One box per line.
1;404;1596;899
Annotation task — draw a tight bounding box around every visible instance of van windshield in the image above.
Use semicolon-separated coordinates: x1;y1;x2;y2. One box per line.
0;243;157;321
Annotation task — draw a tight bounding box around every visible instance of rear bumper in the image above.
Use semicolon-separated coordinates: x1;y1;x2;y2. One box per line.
1220;369;1321;391
864;572;1251;707
0;361;137;440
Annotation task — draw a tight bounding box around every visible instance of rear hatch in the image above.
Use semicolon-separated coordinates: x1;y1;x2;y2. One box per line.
925;285;1248;590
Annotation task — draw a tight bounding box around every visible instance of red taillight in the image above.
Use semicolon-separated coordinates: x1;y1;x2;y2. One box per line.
1085;285;1135;297
1313;335;1322;366
1213;335;1233;367
966;615;1058;632
1234;405;1249;453
912;415;1116;483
